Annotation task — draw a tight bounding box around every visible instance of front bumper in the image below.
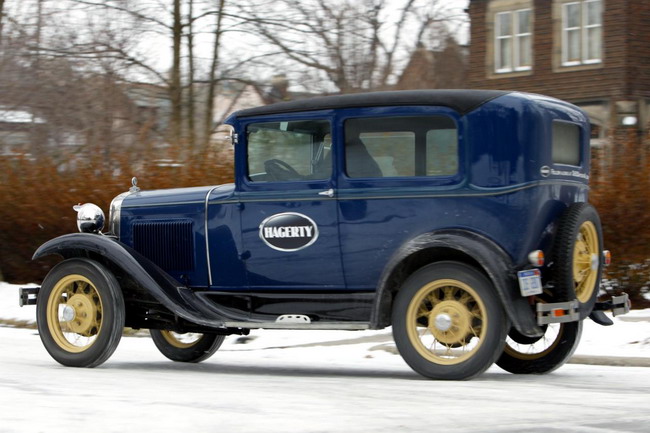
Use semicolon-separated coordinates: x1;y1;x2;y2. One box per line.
19;287;39;307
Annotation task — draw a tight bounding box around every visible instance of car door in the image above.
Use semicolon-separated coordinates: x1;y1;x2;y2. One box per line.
336;109;463;291
238;117;345;290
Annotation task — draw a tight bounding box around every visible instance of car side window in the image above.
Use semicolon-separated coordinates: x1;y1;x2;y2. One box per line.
344;116;458;178
247;120;331;182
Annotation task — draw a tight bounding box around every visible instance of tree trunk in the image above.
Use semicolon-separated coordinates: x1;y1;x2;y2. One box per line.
30;0;45;158
186;0;196;151
203;0;226;147
169;0;183;145
0;0;6;46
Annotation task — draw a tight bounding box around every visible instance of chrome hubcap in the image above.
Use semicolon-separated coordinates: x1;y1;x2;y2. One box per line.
61;305;76;322
63;293;99;336
428;300;473;346
434;313;453;331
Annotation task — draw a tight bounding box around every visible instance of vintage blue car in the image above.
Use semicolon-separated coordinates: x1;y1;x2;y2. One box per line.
20;90;629;379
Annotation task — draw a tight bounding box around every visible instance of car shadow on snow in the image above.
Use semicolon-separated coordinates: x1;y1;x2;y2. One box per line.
103;359;422;380
101;358;520;382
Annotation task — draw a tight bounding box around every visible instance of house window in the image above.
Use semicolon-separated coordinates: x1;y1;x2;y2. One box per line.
562;0;602;66
495;9;532;73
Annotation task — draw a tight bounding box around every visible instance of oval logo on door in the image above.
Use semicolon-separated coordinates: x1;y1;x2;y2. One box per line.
259;212;319;252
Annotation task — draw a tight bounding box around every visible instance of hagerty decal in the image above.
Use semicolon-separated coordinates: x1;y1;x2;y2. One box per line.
259;212;319;251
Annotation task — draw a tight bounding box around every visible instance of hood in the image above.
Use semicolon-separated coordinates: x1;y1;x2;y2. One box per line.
121;184;235;209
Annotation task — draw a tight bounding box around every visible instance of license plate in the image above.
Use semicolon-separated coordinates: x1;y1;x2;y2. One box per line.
517;269;543;297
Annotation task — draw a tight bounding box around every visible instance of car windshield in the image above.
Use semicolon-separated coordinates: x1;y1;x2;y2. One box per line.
247;119;331;181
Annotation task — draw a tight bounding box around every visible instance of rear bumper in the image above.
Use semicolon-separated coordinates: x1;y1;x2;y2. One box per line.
593;294;632;317
536;293;631;326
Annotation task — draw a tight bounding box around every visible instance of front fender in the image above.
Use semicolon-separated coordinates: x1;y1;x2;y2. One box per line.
371;229;543;338
33;233;227;329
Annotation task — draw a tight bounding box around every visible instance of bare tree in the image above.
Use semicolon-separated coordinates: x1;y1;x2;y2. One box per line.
0;1;247;151
236;0;465;93
2;0;465;162
67;0;247;147
0;0;6;46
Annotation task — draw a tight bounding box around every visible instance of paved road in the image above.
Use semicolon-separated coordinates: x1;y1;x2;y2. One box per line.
1;327;648;433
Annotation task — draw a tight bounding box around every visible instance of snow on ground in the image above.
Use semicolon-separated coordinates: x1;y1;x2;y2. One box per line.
2;281;649;360
2;318;650;433
2;282;650;432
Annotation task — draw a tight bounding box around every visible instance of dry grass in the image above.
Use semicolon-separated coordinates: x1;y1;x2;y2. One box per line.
590;130;650;307
0;143;233;283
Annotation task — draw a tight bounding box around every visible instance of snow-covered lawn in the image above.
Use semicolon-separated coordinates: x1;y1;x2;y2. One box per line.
2;282;649;433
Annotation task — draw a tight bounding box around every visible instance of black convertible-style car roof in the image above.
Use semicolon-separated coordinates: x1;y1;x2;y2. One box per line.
233;89;511;118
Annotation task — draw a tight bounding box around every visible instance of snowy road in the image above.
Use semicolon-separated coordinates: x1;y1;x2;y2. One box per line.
1;326;649;433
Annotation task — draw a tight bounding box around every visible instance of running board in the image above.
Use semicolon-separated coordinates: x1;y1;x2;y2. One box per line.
224;321;370;330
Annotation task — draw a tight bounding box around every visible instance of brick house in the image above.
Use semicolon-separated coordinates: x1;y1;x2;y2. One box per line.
395;39;468;90
467;0;650;143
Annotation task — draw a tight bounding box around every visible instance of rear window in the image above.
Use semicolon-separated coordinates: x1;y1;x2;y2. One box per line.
345;116;458;178
552;121;581;166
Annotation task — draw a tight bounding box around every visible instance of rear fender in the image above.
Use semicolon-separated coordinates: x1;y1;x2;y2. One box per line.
371;229;543;338
33;233;226;329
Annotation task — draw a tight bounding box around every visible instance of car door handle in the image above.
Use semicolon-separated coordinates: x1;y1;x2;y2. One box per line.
318;188;335;198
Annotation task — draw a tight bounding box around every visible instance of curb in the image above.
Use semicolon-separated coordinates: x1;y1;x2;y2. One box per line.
567;355;650;367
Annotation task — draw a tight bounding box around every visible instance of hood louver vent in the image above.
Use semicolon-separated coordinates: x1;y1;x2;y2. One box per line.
132;219;195;271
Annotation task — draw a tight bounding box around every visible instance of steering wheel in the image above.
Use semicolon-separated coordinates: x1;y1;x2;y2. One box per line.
264;159;302;181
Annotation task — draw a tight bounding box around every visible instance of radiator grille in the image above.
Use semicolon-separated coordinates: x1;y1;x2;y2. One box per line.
132;219;195;271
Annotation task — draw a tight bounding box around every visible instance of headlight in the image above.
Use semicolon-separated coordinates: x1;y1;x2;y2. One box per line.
73;203;105;233
108;192;129;237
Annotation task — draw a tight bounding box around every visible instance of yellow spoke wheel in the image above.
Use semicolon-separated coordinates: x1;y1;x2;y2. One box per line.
36;259;125;368
150;329;225;363
552;203;603;318
573;221;599;303
46;274;103;353
392;262;508;380
497;296;584;374
159;331;203;349
406;279;487;365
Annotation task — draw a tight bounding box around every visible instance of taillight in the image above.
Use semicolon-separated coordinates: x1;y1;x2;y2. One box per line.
602;250;612;267
528;250;545;267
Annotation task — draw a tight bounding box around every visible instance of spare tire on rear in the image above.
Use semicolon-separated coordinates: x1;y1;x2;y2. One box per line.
551;203;603;318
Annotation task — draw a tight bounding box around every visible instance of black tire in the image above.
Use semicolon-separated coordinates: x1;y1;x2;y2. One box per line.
552;203;603;318
497;320;582;374
36;258;125;368
391;262;509;380
150;329;225;363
